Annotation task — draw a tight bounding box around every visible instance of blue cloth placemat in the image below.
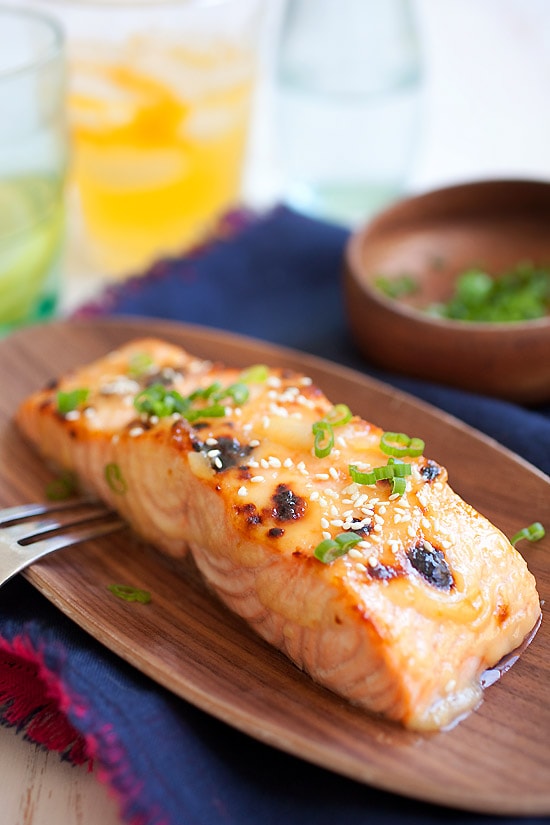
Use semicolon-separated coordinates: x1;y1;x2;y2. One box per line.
1;205;549;825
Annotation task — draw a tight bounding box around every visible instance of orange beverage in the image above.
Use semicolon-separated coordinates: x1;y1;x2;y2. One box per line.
35;0;262;278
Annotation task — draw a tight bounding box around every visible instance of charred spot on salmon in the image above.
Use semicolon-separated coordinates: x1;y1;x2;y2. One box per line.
235;502;262;526
207;436;253;472
367;562;401;581
268;527;285;538
407;540;453;590
271;484;306;522
420;460;441;482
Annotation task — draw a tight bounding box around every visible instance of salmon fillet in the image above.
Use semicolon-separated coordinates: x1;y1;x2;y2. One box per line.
15;337;541;730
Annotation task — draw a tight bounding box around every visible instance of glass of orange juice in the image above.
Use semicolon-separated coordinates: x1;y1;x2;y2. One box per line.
30;0;264;279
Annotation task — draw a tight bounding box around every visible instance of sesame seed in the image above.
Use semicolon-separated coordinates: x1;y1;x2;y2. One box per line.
268;456;281;468
262;416;270;428
320;517;330;529
205;437;218;446
330;519;344;527
300;376;312;386
260;458;270;469
283;458;293;468
422;518;431;529
356;562;367;572
207;449;221;458
322;531;331;540
348;548;363;559
329;467;339;480
407;525;416;537
368;556;378;567
249;438;260;447
129;427;144;437
374;514;384;525
237;486;248;496
251;475;265;483
248;459;259;468
65;410;80;421
213;457;223;469
310;491;320;501
373;524;383;533
315;473;330;481
267;376;282;388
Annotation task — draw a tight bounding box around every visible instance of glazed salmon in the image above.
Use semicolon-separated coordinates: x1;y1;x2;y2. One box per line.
16;338;541;731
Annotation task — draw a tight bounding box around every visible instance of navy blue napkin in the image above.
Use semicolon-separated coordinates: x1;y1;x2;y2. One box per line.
1;206;548;825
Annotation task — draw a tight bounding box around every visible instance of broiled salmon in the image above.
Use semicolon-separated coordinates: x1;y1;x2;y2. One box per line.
16;338;541;730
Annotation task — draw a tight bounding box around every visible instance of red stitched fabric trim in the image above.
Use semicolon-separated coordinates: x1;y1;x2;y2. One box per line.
0;638;90;765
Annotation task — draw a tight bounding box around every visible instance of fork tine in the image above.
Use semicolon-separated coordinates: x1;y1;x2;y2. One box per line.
0;496;100;526
0;499;126;587
8;510;120;544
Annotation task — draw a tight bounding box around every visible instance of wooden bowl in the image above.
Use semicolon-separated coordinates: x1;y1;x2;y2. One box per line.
343;179;550;405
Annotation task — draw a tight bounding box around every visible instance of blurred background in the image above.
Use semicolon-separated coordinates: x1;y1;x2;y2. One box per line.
2;0;550;320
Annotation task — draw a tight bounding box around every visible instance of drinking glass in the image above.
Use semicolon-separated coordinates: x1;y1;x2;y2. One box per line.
275;0;423;226
0;5;67;334
32;0;265;279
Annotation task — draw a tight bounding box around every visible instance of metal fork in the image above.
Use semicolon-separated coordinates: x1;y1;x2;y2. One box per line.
0;498;126;587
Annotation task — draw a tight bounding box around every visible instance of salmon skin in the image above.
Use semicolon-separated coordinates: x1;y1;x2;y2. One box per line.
16;338;541;731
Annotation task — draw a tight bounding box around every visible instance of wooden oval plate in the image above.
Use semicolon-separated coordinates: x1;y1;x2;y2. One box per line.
1;318;549;816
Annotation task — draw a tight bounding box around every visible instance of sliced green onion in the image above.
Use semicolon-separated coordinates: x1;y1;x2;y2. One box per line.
312;420;334;458
375;274;418;299
107;584;151;604
314;531;362;564
390;476;407;496
127;352;155;378
380;431;425;458
134;384;189;418
349;459;411;496
219;382;249;406
349;461;412;485
45;471;77;501
184;403;226;422
189;382;223;402
56;388;89;415
324;404;352;427
105;462;127;494
240;364;269;383
510;522;545;547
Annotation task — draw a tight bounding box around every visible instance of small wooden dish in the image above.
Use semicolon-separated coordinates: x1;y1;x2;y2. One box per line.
343;179;550;404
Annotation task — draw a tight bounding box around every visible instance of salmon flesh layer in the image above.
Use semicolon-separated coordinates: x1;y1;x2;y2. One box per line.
16;338;541;730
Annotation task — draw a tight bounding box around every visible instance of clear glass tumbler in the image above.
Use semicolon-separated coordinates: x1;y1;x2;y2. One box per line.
275;0;423;227
32;0;265;279
0;5;67;334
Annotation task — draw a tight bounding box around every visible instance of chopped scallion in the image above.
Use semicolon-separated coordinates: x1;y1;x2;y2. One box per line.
510;522;545;547
105;462;127;494
312;420;334;458
45;471;77;501
107;584;151;604
56;388;89;415
324;404;352;427
240;364;269;383
314;531;362;564
380;431;425;458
